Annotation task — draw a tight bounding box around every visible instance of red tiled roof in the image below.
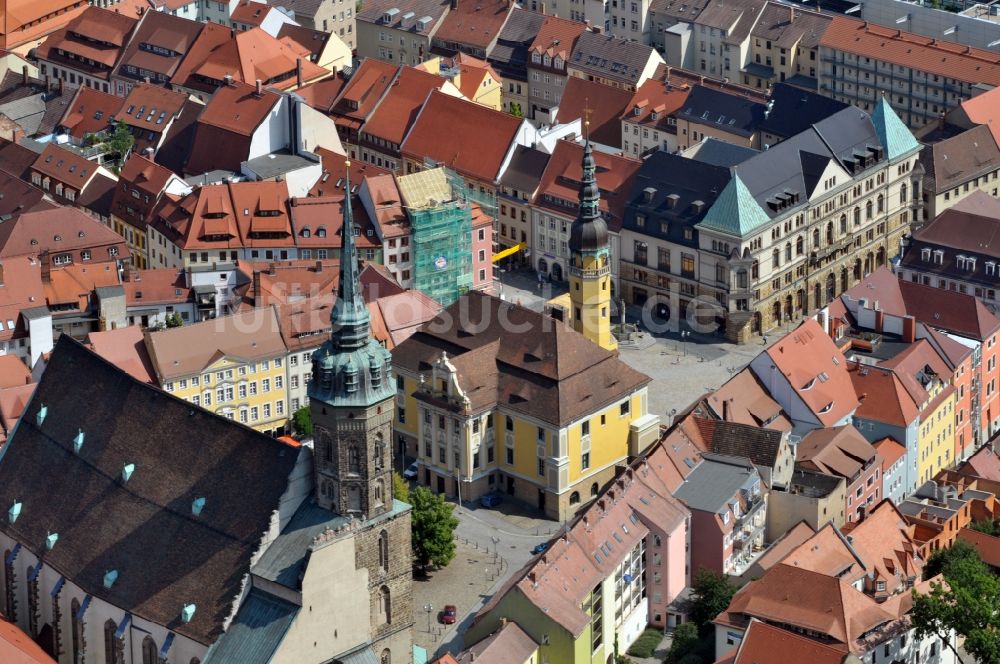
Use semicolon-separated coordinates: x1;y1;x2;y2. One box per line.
820;16;1000;87
401;89;524;182
230;0;271;26
557;76;633;148
529;15;586;61
873;437;906;468
189;27;327;91
765;318;859;427
169;21;231;91
0;205;128;260
331;59;398;121
534;139;642;232
0;0;88;52
434;0;513;50
960;86;1000;147
957;527;1000;569
117;83;188;134
623;78;690;132
796;425;878;481
0;256;44;344
59;85;119;139
31;143;99;188
0;617;56;663
362;67;448;145
849;362;919;427
0;355;31;389
85;324;156;383
295;74;348;113
730;619;847;664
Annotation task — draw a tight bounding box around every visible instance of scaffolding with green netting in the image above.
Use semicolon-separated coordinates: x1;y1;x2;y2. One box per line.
397;166;480;307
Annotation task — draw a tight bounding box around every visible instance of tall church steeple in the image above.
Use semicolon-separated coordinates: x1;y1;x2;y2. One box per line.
309;161;396;520
568;134;616;350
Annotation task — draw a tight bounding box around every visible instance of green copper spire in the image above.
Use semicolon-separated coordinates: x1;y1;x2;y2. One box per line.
330;161;371;351
569;136;609;253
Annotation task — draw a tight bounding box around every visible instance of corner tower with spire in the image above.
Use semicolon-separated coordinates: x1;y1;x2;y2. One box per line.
309;161;397;520
568;132;617;350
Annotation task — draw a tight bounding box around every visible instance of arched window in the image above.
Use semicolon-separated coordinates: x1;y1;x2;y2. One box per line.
866;200;873;220
374;479;384;506
853;207;861;226
381;649;391;664
812;228;820;248
348;446;360;473
104;619;121;664
142;635;157;664
826;221;834;244
772;248;780;268
379;586;392;624
569;491;580;505
374;432;384;470
71;598;81;662
795;237;803;256
877;194;884;213
590;482;599;496
839;214;847;235
900;183;908;204
784;242;791;262
378;530;389;572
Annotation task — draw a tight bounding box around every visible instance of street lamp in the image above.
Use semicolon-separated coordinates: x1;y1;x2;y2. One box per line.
680;330;691;356
424;604;434;632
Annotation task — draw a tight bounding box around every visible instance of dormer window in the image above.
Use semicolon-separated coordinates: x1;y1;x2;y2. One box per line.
317;226;327;238
922;248;931;261
634;106;641;116
532;52;541;64
987;261;996;276
876;580;886;592
651;111;658;121
554;56;563;69
933;249;944;265
301;226;311;237
957;255;966;270
968;257;977;271
543;55;551;67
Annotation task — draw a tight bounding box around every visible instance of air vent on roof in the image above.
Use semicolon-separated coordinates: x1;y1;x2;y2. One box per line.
192;496;206;516
46;532;58;550
103;569;119;589
122;463;135;483
181;604;196;623
36;404;47;426
8;501;21;524
73;430;85;454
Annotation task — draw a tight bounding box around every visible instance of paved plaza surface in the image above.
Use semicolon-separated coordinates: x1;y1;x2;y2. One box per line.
412;498;556;659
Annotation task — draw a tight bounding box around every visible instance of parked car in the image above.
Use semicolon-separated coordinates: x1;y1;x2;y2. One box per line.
441;605;457;625
531;542;549;555
480;493;502;507
403;462;419;479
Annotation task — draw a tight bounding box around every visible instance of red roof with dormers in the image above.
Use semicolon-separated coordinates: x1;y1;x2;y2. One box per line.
59;85;119;139
529;15;585;62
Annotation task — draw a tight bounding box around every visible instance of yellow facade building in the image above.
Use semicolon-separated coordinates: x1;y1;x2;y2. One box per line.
917;380;957;483
144;307;292;435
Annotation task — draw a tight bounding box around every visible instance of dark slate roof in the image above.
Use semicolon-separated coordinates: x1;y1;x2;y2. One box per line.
499;144;550;193
726;105;907;222
488;7;545;80
201;589;299;664
78;171;116;218
392;291;650;426
758;83;850;142
0;336;301;644
673;454;760;513
678;85;766;139
252;498;409;589
683;136;757;167
0;137;43;178
569;31;656;85
699;418;785;468
622;150;730;247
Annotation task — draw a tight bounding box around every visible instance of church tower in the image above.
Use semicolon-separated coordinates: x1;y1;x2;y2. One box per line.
309;161;396;520
568;133;617;350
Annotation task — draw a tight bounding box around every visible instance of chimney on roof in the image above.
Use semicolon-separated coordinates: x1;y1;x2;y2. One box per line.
224;74;234;87
21;66;28;86
499;617;508;628
144;76;151;84
255;79;263;96
296;59;304;88
144;147;154;157
902;316;916;343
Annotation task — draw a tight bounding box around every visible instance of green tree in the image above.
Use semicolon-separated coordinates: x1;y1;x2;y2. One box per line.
410;486;458;571
665;622;700;664
107;121;134;166
689;569;736;634
393;471;411;504
165;312;184;328
509;103;523;118
291;406;313;436
924;539;979;580
912;540;1000;664
970;519;1000;537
